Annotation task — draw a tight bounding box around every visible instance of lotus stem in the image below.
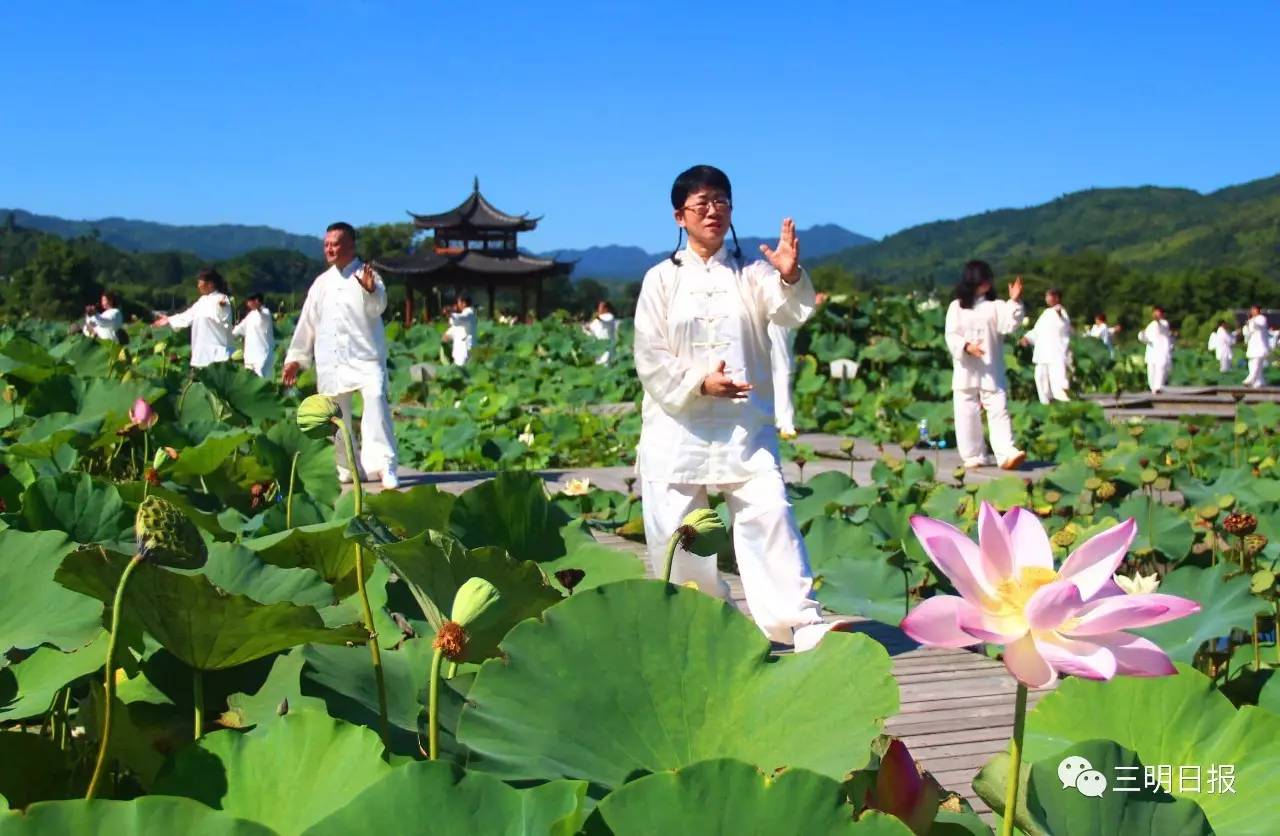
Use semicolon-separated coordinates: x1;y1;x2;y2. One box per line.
141;431;150;499
58;687;72;751
193;668;204;739
86;553;143;800
661;529;682;585
1253;615;1261;672
285;450;300;529
428;646;444;760
1000;682;1029;836
337;418;389;749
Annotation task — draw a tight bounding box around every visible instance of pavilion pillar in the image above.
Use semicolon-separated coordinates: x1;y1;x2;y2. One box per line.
487;283;496;319
534;279;543;320
520;285;529;321
404;284;415;328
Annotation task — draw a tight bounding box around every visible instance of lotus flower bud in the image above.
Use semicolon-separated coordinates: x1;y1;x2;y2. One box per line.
130;398;157;429
152;446;179;470
868;739;940;836
135;495;207;569
154;341;168;355
676;508;729;556
449;577;502;629
296;394;339;438
1223;512;1258;536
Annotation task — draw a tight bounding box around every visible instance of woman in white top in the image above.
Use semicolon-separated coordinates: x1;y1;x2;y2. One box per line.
634;164;851;652
1087;313;1119;356
1242;305;1272;388
232;293;275;377
83;291;124;342
943;261;1026;470
1207;320;1236;374
586;300;620;365
1023;287;1072;404
1137;306;1174;393
445;296;478;365
153;267;234;368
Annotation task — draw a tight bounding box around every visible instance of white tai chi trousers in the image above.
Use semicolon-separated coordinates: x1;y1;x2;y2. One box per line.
1033;360;1070;404
1244;358;1266;388
1218;355;1233;374
641;469;827;645
451;338;472;366
953;388;1019;466
1147;357;1170;393
332;377;398;480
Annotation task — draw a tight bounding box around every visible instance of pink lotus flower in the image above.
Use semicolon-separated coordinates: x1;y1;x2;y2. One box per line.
901;502;1200;689
130;398;157;429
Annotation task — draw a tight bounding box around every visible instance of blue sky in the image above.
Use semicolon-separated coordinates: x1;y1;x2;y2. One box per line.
5;1;1278;252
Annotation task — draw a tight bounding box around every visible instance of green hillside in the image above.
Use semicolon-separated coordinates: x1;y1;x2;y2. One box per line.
822;173;1280;283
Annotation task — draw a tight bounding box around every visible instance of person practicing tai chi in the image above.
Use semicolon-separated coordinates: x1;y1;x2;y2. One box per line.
232;293;275;377
1242;305;1272;388
1207;320;1236;374
152;267;234;368
1023;286;1072;404
83;291;124;343
283;222;400;489
633;164;851;652
768;321;798;438
585;300;619;365
944;261;1026;470
1086;313;1119;355
445;295;478;366
1137;306;1174;393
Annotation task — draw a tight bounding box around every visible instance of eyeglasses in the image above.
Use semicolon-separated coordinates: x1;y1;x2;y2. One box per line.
680;197;732;216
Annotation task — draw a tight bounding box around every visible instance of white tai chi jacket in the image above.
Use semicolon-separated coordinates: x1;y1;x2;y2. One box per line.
586;312;619;364
1208;326;1235;363
943;297;1025;392
168;292;234;368
285;260;388;395
447;306;478;364
1244;314;1272;359
1028;305;1072;365
83;308;123;341
233;307;275;375
1087;322;1115;349
1138;318;1174;364
633;246;815;485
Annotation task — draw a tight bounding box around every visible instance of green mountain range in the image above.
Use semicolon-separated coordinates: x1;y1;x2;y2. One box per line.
820;173;1280;283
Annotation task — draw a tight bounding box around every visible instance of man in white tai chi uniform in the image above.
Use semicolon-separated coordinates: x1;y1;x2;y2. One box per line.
233;293;275;378
633;164;852;652
1207;320;1235;374
1137;306;1174;393
1242;305;1272;388
1024;287;1072;404
283;222;399;489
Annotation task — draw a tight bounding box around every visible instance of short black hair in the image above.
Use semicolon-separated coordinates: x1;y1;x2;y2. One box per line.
246;292;264;304
326;222;357;241
953;260;996;309
458;294;472;306
1046;287;1063;300
1153;305;1165;316
670;165;732;210
101;290;119;307
196;267;226;293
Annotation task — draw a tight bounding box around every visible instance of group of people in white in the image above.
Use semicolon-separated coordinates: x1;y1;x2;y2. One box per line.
1205;306;1275;389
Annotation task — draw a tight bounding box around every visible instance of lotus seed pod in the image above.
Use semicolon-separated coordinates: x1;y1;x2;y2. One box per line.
1096;481;1117;501
840;439;855;454
952;466;967;482
1043;490;1063;504
1154;476;1171;492
1243;533;1268;557
449;577;503;629
676;508;729;556
1197;505;1219;522
1218;494;1237;511
1050;526;1078;548
154;340;168;355
1173;438;1191;452
1083;476;1103;492
296;394;340;438
1234;422;1249;437
135;495;207;569
1250;569;1275;594
1223;512;1258;537
1139;468;1159;485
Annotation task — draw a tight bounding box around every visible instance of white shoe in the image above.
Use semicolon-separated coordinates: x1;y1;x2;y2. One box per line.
336;467;355;484
380;469;400;490
792;619;859;653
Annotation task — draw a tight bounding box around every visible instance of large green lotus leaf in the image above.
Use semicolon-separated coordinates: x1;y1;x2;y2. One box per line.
594;758;912;836
458;580;899;787
17;473;132;551
972;477;1028;512
304;760;588;836
221;648;328;729
806;516;909;626
317;559;400;650
242;520;363;597
1023;663;1280;835
170;430;255;478
0;336;68;384
190;543;335;608
1178;467;1280;509
1135;562;1263;663
364;484;456;540
0;797;274;835
1259;671;1280;716
1026;740;1211;835
0;529;102;655
450;471;571;561
0;732;73;809
788;472;877;528
299;638;469;757
9;413;104;459
540;520;646;592
194;364;285;424
153;712;390;835
1115;494;1194;562
0;632;107;720
376;530;561;661
54;548;366;671
258;421;339;506
1044;458;1095;497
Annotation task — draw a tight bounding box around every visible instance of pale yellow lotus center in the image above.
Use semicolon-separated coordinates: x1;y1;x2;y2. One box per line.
990;566;1058;617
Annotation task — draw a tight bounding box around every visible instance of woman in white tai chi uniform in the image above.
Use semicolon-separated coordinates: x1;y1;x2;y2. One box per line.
1137;306;1174;393
232;292;275;377
83;291;124;343
1242;305;1272;388
586;300;619;365
152;268;234;368
1207;320;1236;374
283;222;399;489
1024;287;1072;404
445;296;478;366
944;261;1026;470
633;164;851;651
1087;313;1119;357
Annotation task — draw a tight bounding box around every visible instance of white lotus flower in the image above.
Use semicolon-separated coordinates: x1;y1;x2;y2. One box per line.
563;477;591;496
1114;571;1160;595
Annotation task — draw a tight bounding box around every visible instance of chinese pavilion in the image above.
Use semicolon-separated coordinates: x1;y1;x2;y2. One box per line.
373;179;573;325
